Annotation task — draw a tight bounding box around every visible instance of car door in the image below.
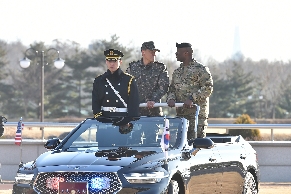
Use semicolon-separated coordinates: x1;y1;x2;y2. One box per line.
185;144;222;194
215;142;245;194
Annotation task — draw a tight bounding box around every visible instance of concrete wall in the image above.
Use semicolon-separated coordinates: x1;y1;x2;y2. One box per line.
0;140;47;181
249;141;291;182
0;140;291;182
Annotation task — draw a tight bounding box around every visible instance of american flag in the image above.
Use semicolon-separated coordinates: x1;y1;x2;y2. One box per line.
160;118;170;159
15;118;24;146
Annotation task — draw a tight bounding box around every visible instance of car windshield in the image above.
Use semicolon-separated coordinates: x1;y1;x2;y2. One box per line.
62;117;182;150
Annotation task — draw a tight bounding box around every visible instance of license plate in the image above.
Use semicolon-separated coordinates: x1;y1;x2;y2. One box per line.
59;182;88;194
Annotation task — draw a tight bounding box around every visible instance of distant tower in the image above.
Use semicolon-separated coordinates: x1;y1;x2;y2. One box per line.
232;26;243;60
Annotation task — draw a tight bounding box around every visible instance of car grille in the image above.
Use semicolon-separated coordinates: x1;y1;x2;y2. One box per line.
33;172;122;194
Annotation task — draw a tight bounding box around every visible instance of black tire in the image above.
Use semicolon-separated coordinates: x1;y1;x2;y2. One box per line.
168;180;180;194
243;172;258;194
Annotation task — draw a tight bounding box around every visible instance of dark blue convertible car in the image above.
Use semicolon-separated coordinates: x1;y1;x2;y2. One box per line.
12;116;259;194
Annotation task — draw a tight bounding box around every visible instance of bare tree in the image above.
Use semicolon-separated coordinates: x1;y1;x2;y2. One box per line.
252;60;288;119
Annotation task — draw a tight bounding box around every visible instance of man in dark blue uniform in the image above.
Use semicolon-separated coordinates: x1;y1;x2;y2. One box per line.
92;49;140;129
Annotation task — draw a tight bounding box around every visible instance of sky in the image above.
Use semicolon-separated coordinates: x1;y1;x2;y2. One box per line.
1;0;291;63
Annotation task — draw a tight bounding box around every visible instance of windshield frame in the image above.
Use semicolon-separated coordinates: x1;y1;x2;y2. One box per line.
57;117;187;151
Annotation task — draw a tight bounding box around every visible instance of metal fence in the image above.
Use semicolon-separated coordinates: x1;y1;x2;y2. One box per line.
4;122;291;141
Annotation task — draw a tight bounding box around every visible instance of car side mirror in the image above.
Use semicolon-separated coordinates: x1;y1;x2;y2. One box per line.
189;138;214;149
44;138;60;149
182;138;214;160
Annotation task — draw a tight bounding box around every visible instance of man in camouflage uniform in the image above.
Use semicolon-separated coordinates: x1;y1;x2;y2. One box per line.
167;43;213;139
126;41;169;116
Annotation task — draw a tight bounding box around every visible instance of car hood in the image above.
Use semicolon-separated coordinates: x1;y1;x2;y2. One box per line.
36;147;163;172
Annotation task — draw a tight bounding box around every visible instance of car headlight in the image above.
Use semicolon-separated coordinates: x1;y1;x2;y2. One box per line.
15;173;34;184
123;172;168;184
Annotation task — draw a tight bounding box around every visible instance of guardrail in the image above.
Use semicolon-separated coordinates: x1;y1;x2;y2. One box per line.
4;122;291;141
209;124;291;141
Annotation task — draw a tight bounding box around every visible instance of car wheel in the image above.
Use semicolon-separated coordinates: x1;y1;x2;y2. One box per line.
168;179;180;194
243;172;258;194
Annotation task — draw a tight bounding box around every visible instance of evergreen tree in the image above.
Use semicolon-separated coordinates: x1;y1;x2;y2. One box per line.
57;44;96;118
209;59;254;118
0;40;17;116
209;74;232;117
0;41;8;80
277;76;291;118
226;61;254;118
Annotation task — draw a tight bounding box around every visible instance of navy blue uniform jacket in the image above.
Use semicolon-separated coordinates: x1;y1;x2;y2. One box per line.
92;68;140;118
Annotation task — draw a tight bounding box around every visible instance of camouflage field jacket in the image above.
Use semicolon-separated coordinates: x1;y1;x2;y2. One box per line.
126;59;169;103
167;59;213;106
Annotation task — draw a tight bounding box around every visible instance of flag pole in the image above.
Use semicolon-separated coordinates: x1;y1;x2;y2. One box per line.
15;117;24;166
161;115;169;171
20;117;23;163
164;115;168;164
194;105;200;139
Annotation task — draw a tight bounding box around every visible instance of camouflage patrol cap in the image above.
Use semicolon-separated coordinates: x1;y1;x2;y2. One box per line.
176;42;192;48
141;41;160;52
104;49;124;61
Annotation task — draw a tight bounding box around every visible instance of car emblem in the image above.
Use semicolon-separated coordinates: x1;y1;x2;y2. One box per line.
67;165;87;170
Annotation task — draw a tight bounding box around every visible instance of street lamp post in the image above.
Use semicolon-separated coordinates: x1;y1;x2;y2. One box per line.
20;48;65;137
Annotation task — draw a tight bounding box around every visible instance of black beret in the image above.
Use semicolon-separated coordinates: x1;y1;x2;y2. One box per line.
141;41;160;52
104;49;124;61
176;42;192;48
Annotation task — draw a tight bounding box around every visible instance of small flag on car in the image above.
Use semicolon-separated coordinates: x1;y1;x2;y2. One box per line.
15;117;24;146
160;118;170;159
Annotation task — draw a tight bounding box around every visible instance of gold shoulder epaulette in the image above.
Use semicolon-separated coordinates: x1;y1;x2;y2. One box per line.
124;72;135;79
124;72;134;95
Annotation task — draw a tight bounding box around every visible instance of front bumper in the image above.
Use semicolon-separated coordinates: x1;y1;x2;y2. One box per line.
12;178;170;194
12;183;36;194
